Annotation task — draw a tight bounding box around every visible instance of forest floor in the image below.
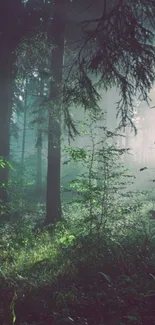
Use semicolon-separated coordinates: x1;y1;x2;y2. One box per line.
1;200;155;325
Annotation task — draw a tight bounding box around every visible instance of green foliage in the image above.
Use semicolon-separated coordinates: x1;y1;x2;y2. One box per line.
64;147;87;162
1;203;155;325
64;115;135;239
0;158;7;169
2;1;155;323
8;155;47;213
3;109;155;325
0;157;13;173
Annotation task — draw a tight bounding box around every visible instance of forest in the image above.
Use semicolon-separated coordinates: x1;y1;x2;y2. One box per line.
1;0;155;324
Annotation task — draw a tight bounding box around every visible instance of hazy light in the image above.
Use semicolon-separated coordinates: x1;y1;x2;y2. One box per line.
12;111;17;123
33;71;39;77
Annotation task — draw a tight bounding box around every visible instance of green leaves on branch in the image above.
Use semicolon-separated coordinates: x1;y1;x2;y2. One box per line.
0;158;14;170
64;147;87;162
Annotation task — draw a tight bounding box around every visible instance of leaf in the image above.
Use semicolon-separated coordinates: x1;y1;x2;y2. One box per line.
67;317;75;323
7;161;15;170
150;273;155;281
10;290;17;325
98;272;111;283
140;167;147;171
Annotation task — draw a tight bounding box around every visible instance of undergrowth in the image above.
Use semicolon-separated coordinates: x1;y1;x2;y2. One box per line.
0;200;155;325
1;116;155;324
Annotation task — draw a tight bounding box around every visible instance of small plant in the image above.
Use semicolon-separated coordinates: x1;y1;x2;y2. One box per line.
65;113;135;244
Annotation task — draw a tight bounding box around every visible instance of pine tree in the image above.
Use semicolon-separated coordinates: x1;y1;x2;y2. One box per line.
45;0;67;224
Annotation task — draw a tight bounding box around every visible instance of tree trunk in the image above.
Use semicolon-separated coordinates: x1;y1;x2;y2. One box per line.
36;129;42;190
20;78;28;209
97;101;107;188
36;77;44;191
45;0;67;224
21;79;28;176
0;48;13;207
0;0;23;209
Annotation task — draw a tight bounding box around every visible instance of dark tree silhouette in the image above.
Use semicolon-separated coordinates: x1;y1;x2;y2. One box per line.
0;0;51;207
45;0;67;224
64;0;155;133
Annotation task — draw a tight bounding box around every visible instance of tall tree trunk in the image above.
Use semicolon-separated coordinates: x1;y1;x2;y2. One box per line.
36;77;44;191
36;129;42;190
97;98;107;188
124;126;130;165
0;0;24;210
0;47;13;206
45;0;67;224
21;78;28;206
21;79;28;172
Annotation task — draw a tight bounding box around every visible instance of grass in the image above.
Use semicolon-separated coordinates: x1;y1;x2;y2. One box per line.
0;199;155;324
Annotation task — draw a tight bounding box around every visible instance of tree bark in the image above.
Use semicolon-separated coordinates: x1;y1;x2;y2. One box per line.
0;47;13;206
45;0;67;224
36;129;42;190
0;0;23;208
20;78;28;207
21;79;28;173
36;77;44;191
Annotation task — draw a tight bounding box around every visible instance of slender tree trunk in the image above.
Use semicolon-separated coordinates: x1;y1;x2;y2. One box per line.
21;78;28;206
36;77;44;191
21;79;28;172
45;0;67;224
124;126;130;164
97;102;107;188
36;129;42;189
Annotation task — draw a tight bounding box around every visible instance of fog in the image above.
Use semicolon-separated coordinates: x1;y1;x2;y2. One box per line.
10;82;155;198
